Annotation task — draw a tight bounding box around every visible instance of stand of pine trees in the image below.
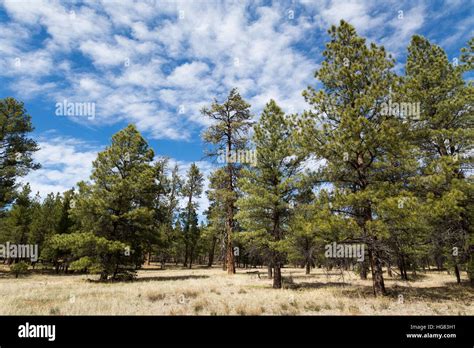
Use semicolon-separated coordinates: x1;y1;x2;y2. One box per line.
0;21;472;292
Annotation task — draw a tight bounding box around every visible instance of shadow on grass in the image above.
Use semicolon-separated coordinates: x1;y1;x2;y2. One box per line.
284;281;352;290
134;275;209;282
141;265;213;271
87;274;210;283
386;282;474;301
383;273;429;282
289;272;347;280
339;281;474;301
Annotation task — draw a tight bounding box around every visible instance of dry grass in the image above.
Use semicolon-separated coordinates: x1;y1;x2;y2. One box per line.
0;265;472;315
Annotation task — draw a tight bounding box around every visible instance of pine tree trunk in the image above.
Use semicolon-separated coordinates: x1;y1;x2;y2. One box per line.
305;261;311;275
208;236;217;267
188;249;193;269
398;260;404;279
226;203;235;274
100;271;108;281
226;239;235;274
469;252;474;287
112;263;119;280
403;257;409;281
399;255;409;281
273;265;282;289
436;256;443;271
225;138;236;275
267;265;273;279
222;246;227;271
454;263;461;284
369;247;386;296
360;261;368;279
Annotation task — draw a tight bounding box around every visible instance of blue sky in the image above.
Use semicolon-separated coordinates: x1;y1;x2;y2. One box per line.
0;0;472;213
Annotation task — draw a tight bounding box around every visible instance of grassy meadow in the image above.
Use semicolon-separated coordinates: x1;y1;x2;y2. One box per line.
0;265;472;315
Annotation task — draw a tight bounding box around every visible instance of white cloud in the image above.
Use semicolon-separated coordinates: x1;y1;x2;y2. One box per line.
313;0;388;34
167;61;210;88
3;0;111;50
20;136;100;198
383;5;426;54
0;0;319;139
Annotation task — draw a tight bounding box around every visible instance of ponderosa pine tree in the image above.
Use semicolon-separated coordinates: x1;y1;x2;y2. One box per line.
146;158;169;265
300;20;417;296
236;100;303;288
202;203;221;268
0;98;39;213
181;163;204;268
286;177;317;274
29;192;62;255
204;168;228;268
202;88;253;274
57;189;75;235
403;35;473;284
155;163;182;268
461;37;473;69
70;124;157;280
0;184;33;250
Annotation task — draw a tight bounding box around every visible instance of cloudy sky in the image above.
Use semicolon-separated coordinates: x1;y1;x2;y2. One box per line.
0;0;472;214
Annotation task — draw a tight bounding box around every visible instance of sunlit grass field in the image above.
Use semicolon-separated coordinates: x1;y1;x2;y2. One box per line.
0;265;472;315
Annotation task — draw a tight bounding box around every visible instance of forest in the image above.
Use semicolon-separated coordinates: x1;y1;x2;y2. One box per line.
0;21;472;312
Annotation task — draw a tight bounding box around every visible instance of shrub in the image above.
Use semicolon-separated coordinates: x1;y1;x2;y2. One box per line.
10;262;29;278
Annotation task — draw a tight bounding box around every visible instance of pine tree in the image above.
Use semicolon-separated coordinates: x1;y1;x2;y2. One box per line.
0;184;34;248
236;100;303;288
204;168;228;268
201;205;221;267
181;163;204;268
57;189;75;235
0;98;40;212
404;35;473;284
70;124;157;280
145;159;169;265
154;163;182;268
29;192;62;252
286;176;317;274
299;20;416;296
202;88;253;274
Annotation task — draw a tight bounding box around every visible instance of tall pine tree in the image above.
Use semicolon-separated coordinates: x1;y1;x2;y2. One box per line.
300;21;417;296
404;36;473;284
181;163;204;268
202;88;253;274
236;100;303;288
70;125;157;280
0;98;39;212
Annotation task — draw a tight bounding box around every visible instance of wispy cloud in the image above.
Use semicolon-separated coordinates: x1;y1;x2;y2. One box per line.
19;135;100;197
